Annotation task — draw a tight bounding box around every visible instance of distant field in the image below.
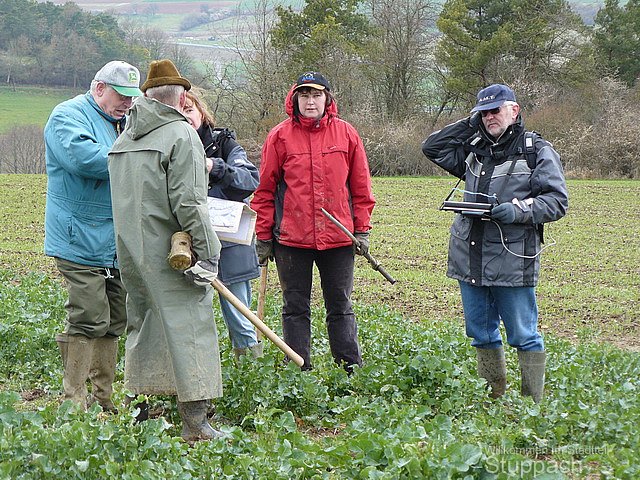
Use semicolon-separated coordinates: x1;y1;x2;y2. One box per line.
2;174;638;351
0;86;81;134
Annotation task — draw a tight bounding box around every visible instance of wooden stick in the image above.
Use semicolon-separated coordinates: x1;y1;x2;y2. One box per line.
169;232;304;367
256;263;268;341
211;278;304;367
169;232;193;270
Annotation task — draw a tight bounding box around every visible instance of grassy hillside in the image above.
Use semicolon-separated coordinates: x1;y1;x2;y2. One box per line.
0;86;81;134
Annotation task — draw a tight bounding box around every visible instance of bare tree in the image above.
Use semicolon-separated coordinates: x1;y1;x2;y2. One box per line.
120;19;167;61
364;0;440;119
200;0;289;141
0;126;46;174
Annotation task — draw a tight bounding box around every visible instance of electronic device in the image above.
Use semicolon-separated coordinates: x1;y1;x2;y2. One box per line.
440;200;493;217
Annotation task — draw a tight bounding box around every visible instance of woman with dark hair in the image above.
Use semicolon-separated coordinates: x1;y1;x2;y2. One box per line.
251;72;376;372
183;91;263;359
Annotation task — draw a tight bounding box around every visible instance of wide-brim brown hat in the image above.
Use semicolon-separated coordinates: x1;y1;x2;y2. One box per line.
141;59;191;92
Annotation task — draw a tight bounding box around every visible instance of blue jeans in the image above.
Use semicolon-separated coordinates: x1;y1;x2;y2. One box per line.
459;281;543;351
218;280;259;349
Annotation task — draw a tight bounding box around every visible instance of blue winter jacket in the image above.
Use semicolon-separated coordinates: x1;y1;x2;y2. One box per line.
199;125;260;284
44;92;124;267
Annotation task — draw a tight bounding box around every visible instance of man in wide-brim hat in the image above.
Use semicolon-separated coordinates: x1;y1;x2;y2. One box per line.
108;59;225;443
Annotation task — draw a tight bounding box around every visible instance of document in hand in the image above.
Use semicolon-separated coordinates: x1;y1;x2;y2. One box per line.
206;197;257;245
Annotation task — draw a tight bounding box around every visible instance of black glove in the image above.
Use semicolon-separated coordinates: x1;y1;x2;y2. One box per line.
184;257;219;286
256;239;274;265
469;111;482;129
208;157;227;182
353;232;370;256
491;203;530;224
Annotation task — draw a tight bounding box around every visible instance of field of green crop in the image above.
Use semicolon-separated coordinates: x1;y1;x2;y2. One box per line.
0;86;81;134
1;174;639;478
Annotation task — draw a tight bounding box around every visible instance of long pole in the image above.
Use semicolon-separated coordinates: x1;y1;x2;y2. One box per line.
211;278;304;367
256;263;268;341
321;208;397;285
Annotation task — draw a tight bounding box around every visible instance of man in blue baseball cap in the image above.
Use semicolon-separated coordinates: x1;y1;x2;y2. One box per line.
421;84;568;403
470;84;519;139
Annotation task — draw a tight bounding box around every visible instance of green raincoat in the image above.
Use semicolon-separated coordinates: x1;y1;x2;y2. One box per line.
108;96;222;402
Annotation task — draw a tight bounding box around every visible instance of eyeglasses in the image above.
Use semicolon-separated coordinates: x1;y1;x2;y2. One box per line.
481;107;503;117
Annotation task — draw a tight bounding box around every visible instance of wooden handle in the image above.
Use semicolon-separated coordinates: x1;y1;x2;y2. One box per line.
168;232;304;367
211;278;304;367
169;231;193;270
256;264;268;340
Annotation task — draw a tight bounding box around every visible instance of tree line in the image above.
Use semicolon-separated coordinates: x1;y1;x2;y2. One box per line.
1;0;639;178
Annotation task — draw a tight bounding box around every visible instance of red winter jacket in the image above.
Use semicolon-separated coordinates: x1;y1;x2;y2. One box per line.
251;85;375;250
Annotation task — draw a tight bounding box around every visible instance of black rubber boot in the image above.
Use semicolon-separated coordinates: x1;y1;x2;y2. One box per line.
177;400;224;443
518;350;546;403
125;395;149;423
476;346;507;399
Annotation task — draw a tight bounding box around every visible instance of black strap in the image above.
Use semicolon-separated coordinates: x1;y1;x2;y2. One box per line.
495;158;518;203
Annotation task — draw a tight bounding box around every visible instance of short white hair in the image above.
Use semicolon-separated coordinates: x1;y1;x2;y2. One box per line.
145;85;185;107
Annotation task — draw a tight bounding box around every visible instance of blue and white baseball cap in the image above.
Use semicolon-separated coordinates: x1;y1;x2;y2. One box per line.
471;84;516;112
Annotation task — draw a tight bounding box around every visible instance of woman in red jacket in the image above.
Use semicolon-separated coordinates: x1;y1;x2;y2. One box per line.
251;72;375;372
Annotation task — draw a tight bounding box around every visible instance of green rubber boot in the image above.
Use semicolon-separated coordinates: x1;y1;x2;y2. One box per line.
177;400;224;443
476;347;507;399
234;342;264;361
88;336;119;412
518;350;546;403
56;333;93;409
249;342;263;359
233;347;247;360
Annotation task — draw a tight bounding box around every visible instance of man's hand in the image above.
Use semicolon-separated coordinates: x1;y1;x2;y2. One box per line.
256;239;274;265
208;157;226;182
491;203;530;224
184;257;219;286
354;232;370;256
468;111;482;129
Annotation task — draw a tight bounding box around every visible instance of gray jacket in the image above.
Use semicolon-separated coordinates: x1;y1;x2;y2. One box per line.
422;115;568;287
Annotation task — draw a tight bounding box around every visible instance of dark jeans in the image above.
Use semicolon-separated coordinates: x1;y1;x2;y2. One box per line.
274;242;361;371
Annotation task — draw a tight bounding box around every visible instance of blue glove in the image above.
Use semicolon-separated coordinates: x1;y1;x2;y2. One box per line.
208;157;227;182
468;111;482;129
184;257;219;286
491;202;531;224
491;203;517;224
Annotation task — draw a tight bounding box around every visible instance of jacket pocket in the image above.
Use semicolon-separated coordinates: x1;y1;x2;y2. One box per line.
218;243;259;283
483;223;527;282
68;214;114;261
448;216;472;276
450;215;472;241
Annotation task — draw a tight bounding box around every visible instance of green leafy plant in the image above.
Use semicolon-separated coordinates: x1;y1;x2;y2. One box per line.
2;273;639;478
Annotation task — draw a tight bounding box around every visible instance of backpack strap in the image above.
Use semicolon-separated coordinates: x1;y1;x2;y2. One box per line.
495;131;539;202
523;131;538;169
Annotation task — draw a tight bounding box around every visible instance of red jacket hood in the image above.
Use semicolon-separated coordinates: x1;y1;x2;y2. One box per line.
284;83;339;127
